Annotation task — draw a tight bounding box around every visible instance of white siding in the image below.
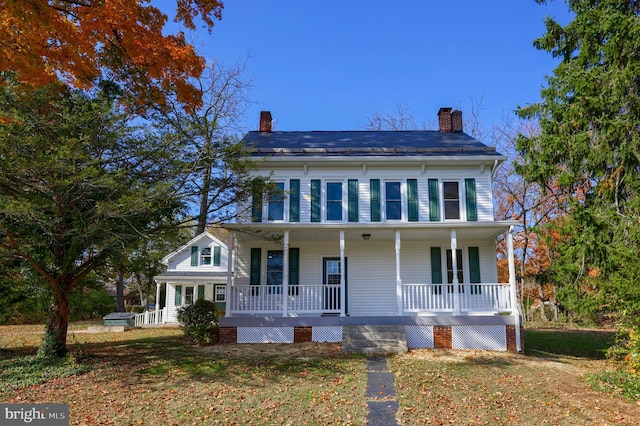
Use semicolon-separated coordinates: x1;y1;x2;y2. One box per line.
232;236;501;316
167;234;228;273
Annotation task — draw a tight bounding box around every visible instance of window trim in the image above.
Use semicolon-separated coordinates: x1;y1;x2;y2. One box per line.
325;180;345;222
267;181;285;221
383;180;403;221
443;181;462;221
214;285;227;302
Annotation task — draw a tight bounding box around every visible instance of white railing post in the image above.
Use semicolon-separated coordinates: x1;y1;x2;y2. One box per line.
507;225;522;352
451;230;461;315
339;230;346;317
154;281;161;324
226;232;234;317
283;231;289;317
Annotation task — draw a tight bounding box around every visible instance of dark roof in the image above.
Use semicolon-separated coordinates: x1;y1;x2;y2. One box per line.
243;130;502;157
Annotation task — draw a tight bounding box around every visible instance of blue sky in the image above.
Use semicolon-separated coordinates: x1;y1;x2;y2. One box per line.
162;1;573;134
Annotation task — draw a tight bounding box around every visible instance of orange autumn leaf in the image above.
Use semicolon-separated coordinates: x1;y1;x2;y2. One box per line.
0;0;224;110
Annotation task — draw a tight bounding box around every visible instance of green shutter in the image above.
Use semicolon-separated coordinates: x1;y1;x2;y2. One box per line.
469;246;481;294
348;179;359;222
428;179;440;221
197;284;205;300
213;245;221;266
288;248;300;295
465;178;477;221
430;247;442;295
174;285;182;306
250;248;261;285
370;179;380;222
251;182;262;222
289;179;300;222
407;179;418;222
311;179;321;222
190;246;198;266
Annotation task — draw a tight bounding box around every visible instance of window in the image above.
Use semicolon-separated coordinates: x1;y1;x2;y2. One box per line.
385;181;401;220
443;181;460;220
326;182;343;221
446;249;464;293
215;285;226;302
267;182;285;220
184;286;195;305
267;250;283;293
200;247;211;265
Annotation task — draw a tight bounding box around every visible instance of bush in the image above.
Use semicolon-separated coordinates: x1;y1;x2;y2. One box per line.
177;299;221;345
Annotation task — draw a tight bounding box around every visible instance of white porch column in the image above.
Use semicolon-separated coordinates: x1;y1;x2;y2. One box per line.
225;231;234;317
395;230;403;315
507;226;522;352
451;229;461;315
154;281;161;324
339;230;346;317
283;231;290;317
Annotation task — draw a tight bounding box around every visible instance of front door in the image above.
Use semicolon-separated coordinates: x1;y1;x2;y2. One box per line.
323;257;347;314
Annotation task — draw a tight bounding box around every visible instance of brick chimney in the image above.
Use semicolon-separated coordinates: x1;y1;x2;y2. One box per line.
438;107;453;132
451;109;463;132
259;111;272;132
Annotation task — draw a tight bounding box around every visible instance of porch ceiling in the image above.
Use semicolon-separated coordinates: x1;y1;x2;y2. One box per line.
223;221;518;242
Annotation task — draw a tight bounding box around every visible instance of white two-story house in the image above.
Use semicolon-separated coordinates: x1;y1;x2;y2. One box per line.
220;108;522;351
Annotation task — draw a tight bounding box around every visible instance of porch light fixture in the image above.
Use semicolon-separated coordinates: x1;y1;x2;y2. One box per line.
362;233;371;240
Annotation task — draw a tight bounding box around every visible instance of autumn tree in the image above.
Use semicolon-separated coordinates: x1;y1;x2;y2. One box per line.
0;79;185;357
155;59;261;234
0;0;224;110
517;1;640;331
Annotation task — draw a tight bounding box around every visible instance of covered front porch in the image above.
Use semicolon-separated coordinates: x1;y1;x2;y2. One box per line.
222;221;519;319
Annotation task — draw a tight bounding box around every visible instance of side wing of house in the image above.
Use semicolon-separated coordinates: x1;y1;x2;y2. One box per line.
155;232;229;322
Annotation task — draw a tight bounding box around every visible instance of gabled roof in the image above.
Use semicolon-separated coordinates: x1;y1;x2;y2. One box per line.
243;130;503;157
160;231;227;266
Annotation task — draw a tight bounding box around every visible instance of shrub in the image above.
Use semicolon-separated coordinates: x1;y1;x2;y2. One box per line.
177;299;221;345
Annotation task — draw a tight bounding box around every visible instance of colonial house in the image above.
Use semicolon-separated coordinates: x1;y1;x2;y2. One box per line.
219;109;522;352
141;231;229;326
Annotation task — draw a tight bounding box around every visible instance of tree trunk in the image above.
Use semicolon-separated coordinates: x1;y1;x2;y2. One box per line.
196;163;212;235
38;291;70;358
536;279;548;321
116;267;126;312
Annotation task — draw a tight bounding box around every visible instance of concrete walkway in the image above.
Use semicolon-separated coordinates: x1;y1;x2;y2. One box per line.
366;357;400;426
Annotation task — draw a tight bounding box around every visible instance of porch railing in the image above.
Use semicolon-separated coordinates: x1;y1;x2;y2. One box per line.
402;283;511;313
229;284;341;315
134;307;166;327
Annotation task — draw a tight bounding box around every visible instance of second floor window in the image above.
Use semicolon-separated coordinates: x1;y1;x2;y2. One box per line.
201;247;212;265
443;181;460;220
326;182;343;221
268;182;285;220
385;181;402;220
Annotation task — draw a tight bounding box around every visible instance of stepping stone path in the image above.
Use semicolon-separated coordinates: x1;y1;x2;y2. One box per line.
366;357;400;426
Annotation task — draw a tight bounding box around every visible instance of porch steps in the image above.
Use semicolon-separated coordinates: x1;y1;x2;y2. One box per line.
342;325;408;354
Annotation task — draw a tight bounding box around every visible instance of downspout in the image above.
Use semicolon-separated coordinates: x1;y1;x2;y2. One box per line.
395;230;403;315
507;226;522;352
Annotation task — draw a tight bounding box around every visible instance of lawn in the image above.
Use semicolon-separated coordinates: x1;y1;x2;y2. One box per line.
1;325;639;425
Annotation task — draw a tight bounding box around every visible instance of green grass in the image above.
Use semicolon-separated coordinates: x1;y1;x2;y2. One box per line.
0;354;88;391
524;328;616;359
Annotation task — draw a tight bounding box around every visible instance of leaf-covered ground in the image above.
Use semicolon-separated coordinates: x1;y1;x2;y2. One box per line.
1;325;639;425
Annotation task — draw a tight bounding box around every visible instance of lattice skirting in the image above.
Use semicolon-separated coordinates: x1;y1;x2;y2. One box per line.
452;325;507;351
312;326;342;342
405;325;435;349
237;327;294;343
